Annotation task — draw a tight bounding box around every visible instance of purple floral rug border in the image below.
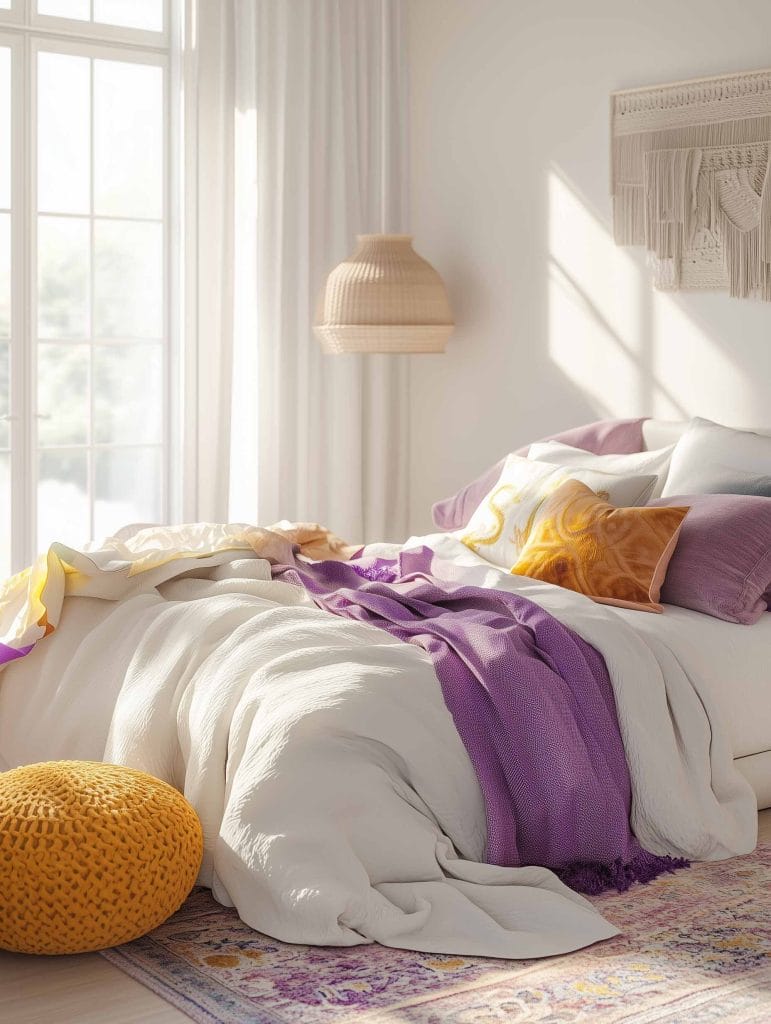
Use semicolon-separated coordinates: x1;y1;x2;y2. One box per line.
101;843;771;1024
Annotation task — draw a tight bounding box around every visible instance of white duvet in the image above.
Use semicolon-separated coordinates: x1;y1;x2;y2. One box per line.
0;530;758;959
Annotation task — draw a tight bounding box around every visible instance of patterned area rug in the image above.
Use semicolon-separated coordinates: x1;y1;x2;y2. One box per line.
101;843;771;1023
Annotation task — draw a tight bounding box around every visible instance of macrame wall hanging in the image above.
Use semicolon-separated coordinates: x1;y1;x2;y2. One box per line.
611;68;771;300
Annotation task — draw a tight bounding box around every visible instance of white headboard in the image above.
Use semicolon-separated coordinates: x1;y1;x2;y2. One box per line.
642;419;771;450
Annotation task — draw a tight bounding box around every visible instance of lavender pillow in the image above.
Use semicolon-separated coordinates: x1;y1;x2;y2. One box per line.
432;418;648;530
648;493;771;624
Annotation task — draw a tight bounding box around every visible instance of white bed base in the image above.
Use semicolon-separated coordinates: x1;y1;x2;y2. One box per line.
643;418;770;810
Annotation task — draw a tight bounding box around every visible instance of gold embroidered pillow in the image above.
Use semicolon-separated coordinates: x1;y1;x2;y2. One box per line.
511;480;689;612
461;454;658;569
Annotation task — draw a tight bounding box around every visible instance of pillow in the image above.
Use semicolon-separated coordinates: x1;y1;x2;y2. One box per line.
648;493;771;624
528;441;675;498
662;417;771;498
431;417;648;531
511;480;688;613
461;454;657;569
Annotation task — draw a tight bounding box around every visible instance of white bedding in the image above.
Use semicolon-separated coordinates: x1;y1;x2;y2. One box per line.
374;535;771;762
0;530;760;959
612;603;771;761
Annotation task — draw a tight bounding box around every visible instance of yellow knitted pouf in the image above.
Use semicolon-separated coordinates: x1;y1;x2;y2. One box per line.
0;760;204;955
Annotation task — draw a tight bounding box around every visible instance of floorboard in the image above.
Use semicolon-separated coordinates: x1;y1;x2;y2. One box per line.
0;949;190;1024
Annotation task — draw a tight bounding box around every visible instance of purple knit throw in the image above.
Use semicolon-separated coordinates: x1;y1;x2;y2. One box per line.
274;547;687;895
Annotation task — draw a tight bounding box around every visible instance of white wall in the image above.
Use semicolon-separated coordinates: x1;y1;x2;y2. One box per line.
407;0;771;532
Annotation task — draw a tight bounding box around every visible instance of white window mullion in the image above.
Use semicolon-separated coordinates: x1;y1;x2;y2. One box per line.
21;27;33;568
9;30;30;572
161;56;174;525
87;49;94;541
29;1;168;49
0;1;25;31
178;0;196;523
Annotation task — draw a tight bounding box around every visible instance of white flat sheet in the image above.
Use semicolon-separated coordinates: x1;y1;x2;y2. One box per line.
611;604;771;761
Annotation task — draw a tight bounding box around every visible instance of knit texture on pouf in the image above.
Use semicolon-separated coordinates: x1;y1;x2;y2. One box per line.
0;760;203;955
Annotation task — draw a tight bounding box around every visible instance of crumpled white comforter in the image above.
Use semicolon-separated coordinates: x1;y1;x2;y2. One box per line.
0;530;758;959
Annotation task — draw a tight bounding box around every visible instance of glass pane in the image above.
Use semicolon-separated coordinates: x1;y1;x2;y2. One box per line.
94;447;161;539
38;344;89;447
37;0;90;20
0;341;8;449
93;0;163;32
38;52;90;215
0;213;9;337
93;344;162;444
38;216;90;338
37;450;89;552
0;453;9;581
94;60;162;218
93;220;162;337
0;2;10;11
0;48;10;209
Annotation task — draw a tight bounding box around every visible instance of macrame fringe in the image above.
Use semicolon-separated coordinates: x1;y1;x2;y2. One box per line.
638;142;771;298
611;68;771;300
717;156;771;298
720;214;771;299
611;115;771;245
558;850;690;896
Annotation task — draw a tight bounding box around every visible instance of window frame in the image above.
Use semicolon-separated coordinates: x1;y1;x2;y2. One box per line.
1;29;27;572
17;1;170;49
1;0;178;571
0;1;23;31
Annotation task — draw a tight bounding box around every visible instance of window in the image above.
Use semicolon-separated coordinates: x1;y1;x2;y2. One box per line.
0;1;176;575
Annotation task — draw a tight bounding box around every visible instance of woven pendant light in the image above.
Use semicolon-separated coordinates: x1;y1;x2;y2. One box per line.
314;234;454;354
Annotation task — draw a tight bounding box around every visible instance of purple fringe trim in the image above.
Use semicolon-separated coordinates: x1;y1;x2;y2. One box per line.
557;850;690;895
351;561;399;584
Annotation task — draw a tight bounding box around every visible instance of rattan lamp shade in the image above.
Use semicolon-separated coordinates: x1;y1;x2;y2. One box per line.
314;235;454;354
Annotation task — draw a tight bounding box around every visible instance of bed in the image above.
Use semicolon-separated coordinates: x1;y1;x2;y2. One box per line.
0;417;768;961
639;418;771;809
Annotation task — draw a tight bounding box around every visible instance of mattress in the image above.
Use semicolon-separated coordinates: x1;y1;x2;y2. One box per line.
612;603;771;762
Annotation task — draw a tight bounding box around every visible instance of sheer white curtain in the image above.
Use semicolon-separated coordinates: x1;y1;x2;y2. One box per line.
191;0;410;542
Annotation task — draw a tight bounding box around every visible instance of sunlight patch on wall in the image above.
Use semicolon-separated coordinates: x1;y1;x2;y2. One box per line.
547;168;644;417
546;166;756;424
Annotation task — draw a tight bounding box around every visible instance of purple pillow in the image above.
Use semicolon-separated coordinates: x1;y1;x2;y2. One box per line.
649;493;771;624
432;418;648;531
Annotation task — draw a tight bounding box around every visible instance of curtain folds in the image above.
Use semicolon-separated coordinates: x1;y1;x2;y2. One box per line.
192;0;410;542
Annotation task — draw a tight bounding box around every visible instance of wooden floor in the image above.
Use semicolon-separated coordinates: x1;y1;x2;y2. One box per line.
1;810;769;1024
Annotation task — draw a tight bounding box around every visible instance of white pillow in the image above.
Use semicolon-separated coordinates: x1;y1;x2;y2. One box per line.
528;441;675;498
662;417;771;497
461;454;657;569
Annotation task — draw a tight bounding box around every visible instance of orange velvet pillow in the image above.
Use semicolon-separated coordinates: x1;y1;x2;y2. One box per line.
511;480;689;613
